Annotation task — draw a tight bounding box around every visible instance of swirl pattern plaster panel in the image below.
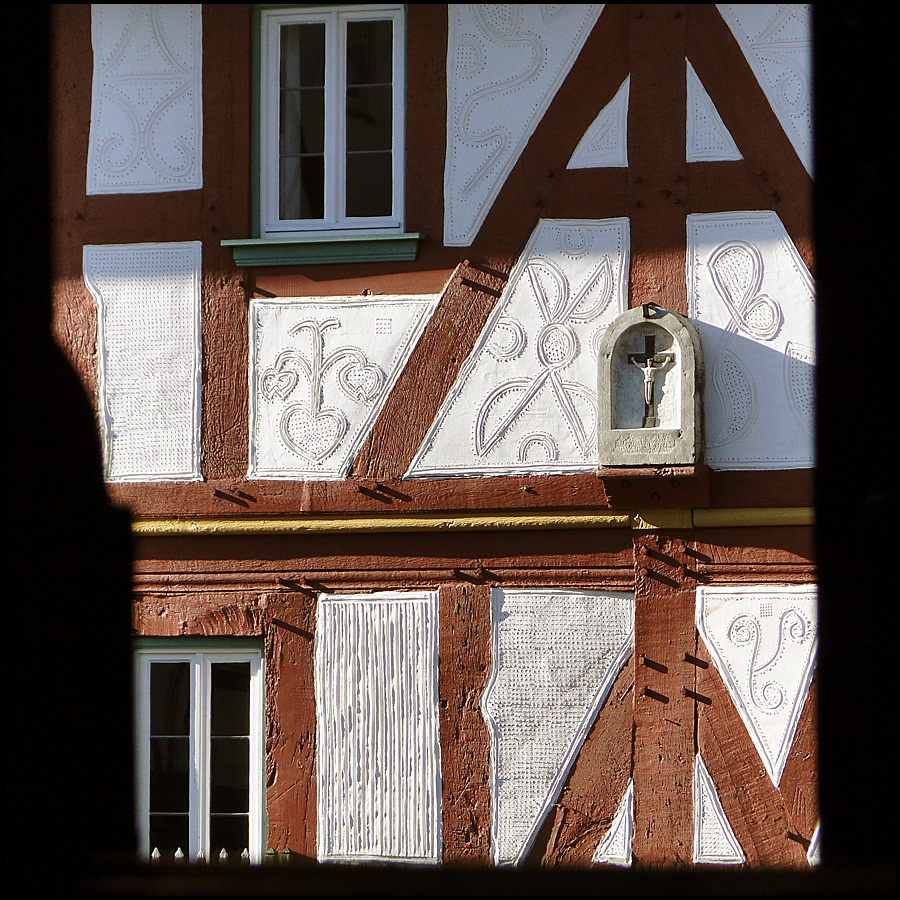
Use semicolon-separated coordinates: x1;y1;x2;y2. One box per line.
444;4;605;246
696;585;817;788
687;211;814;470
686;60;742;163
693;753;745;864
250;296;438;480
482;589;634;866
408;219;628;477
567;76;630;170
87;4;202;194
315;592;441;863
83;241;202;482
717;4;812;176
591;779;633;867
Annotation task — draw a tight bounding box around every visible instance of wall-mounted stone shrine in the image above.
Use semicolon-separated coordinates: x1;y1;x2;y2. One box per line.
597;304;704;467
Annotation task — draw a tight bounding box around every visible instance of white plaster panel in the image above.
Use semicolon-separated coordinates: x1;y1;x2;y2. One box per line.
315;591;441;863
88;4;202;194
591;779;633;867
408;219;628;477
249;296;438;479
83;242;202;482
693;753;745;864
687;211;814;470
717;4;812;176
567;77;629;169
686;60;742;163
482;589;633;866
696;584;817;787
444;4;605;246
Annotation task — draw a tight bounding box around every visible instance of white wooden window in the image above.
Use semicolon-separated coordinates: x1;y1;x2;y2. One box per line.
134;646;264;863
260;4;405;237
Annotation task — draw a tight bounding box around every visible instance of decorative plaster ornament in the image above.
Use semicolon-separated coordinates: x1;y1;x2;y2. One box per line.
591;779;633;866
249;296;437;479
482;589;634;866
315;592;441;863
686;60;742;163
806;821;821;866
567;77;629;169
696;585;817;787
716;4;812;176
687;211;814;470
408;219;628;477
693;754;745;864
83;241;202;482
444;4;605;246
88;4;202;194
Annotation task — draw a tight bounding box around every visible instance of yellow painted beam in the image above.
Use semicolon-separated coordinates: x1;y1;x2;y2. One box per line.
131;507;814;535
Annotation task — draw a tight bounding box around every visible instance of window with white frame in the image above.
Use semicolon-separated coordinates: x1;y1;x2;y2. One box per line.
134;643;264;863
259;4;405;237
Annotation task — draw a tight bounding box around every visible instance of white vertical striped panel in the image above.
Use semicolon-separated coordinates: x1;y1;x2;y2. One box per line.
315;592;441;863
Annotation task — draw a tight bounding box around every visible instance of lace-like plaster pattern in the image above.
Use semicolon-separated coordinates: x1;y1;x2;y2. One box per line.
687;211;815;470
591;779;633;866
717;4;812;176
567;77;629;169
444;4;604;246
408;219;628;477
250;296;438;479
696;584;817;787
482;589;633;865
88;4;202;194
693;753;745;864
686;60;742;162
83;241;202;482
315;592;441;863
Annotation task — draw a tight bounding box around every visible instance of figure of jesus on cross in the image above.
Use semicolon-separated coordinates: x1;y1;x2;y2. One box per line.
628;334;675;428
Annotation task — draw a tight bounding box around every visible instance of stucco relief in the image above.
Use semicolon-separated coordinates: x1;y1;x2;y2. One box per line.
696;585;817;787
693;753;745;864
686;60;742;163
482;589;633;866
687;211;814;470
315;592;441;863
249;297;437;479
591;779;633;867
83;241;202;482
567;76;630;170
408;219;629;477
717;4;812;176
87;4;202;194
444;4;605;246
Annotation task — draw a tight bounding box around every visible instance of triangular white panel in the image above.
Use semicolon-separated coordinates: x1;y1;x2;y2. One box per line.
444;4;605;246
592;779;633;866
482;589;634;866
687;211;815;470
807;821;821;866
408;219;628;477
717;4;812;176
686;60;742;162
249;296;438;479
88;4;203;194
568;77;630;169
696;585;817;787
693;754;745;864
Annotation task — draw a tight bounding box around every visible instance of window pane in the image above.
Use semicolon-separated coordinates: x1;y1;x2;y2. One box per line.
345;151;392;217
281;87;325;155
346;20;393;86
148;813;189;860
210;814;250;858
280;155;325;220
281;23;325;88
149;736;190;812
211;663;251;736
150;662;189;736
210;737;250;813
346;85;393;152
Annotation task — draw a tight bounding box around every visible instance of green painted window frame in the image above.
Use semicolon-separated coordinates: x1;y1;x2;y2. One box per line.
222;4;420;267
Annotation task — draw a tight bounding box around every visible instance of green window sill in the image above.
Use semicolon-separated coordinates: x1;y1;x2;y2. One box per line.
221;232;422;267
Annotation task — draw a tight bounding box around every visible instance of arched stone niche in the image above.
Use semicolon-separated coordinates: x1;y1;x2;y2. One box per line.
598;304;704;467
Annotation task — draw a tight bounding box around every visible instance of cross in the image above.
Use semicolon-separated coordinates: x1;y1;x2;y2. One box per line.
628;334;675;427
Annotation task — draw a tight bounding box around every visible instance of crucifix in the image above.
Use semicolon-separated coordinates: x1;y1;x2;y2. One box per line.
628;334;675;427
